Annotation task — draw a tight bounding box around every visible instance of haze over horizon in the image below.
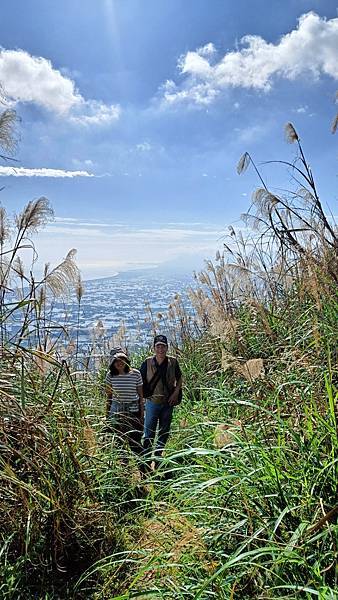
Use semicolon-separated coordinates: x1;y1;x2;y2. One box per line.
0;0;337;279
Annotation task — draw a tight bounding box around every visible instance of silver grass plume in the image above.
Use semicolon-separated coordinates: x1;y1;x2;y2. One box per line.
0;256;9;287
0;206;10;245
0;109;18;153
205;259;215;273
237;152;250;174
75;274;84;303
15;197;54;233
332;91;338;134
13;256;25;279
253;188;279;216
39;286;46;307
241;212;263;231
297;187;315;203
65;339;76;355
285;122;299;143
198;272;211;286
44;249;79;297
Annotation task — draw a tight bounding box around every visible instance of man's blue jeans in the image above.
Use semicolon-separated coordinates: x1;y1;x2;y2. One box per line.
143;399;173;462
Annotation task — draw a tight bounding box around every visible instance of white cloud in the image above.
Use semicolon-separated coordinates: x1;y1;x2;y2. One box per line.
234;123;269;143
160;12;338;107
45;225;104;236
69;100;120;126
0;48;82;113
196;43;217;58
0;48;120;125
160;78;219;107
0;166;94;178
55;217;121;227
136;141;152;152
31;219;224;278
294;105;308;113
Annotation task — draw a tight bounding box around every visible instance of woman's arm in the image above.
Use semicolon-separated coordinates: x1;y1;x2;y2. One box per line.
137;384;144;421
106;385;112;418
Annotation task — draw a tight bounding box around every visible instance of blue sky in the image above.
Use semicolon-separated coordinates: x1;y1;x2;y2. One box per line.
0;0;337;278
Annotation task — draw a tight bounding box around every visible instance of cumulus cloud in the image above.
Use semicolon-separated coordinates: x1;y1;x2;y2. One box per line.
0;48;120;125
161;78;219;106
161;12;338;107
0;166;94;178
69;100;121;126
136;141;152;152
0;48;81;113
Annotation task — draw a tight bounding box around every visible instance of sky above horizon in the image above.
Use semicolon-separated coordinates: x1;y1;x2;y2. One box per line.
0;0;337;279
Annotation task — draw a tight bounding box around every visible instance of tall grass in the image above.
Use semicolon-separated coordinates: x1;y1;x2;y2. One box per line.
1;104;337;599
0;103;140;598
84;122;337;599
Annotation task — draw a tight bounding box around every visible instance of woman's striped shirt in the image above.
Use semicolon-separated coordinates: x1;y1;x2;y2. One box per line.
106;368;143;415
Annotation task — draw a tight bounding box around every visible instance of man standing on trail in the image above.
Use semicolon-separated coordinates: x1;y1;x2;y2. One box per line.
140;335;182;471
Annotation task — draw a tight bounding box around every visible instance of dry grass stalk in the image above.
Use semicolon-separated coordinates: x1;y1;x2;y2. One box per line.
34;343;54;375
83;426;97;455
15;197;54;233
253;188;279;217
13;255;25;279
285;122;299;143
135;507;209;588
0;108;18;153
0;206;10;245
75;274;84;303
109;320;126;350
209;309;239;341
332;114;338;134
44;248;79;297
214;420;242;448
65;339;76;355
332;93;338;134
221;349;240;372
235;358;265;382
221;350;265;382
237;151;251;174
0;256;10;287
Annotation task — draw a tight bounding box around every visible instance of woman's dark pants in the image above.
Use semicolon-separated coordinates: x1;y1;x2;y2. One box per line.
113;413;143;455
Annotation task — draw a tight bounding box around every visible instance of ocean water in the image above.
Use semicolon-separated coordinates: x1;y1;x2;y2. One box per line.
3;268;195;367
62;268;194;351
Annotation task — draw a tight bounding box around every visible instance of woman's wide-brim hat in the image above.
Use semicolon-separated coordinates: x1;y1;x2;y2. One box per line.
109;347;129;365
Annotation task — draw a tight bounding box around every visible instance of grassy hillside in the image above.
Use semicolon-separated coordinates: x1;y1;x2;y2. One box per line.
0;119;337;599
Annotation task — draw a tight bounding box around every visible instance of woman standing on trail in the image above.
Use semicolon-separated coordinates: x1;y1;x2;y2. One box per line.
105;348;144;456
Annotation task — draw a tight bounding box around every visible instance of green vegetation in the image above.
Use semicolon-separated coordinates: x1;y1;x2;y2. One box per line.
0;107;337;598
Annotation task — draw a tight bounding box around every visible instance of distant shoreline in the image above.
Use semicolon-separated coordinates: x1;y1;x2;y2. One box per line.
84;264;195;284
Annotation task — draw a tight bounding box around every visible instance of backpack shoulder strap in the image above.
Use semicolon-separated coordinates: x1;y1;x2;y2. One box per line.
145;358;163;395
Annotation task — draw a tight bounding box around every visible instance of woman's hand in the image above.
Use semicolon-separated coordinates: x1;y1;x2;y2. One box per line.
137;384;144;422
106;385;112;412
